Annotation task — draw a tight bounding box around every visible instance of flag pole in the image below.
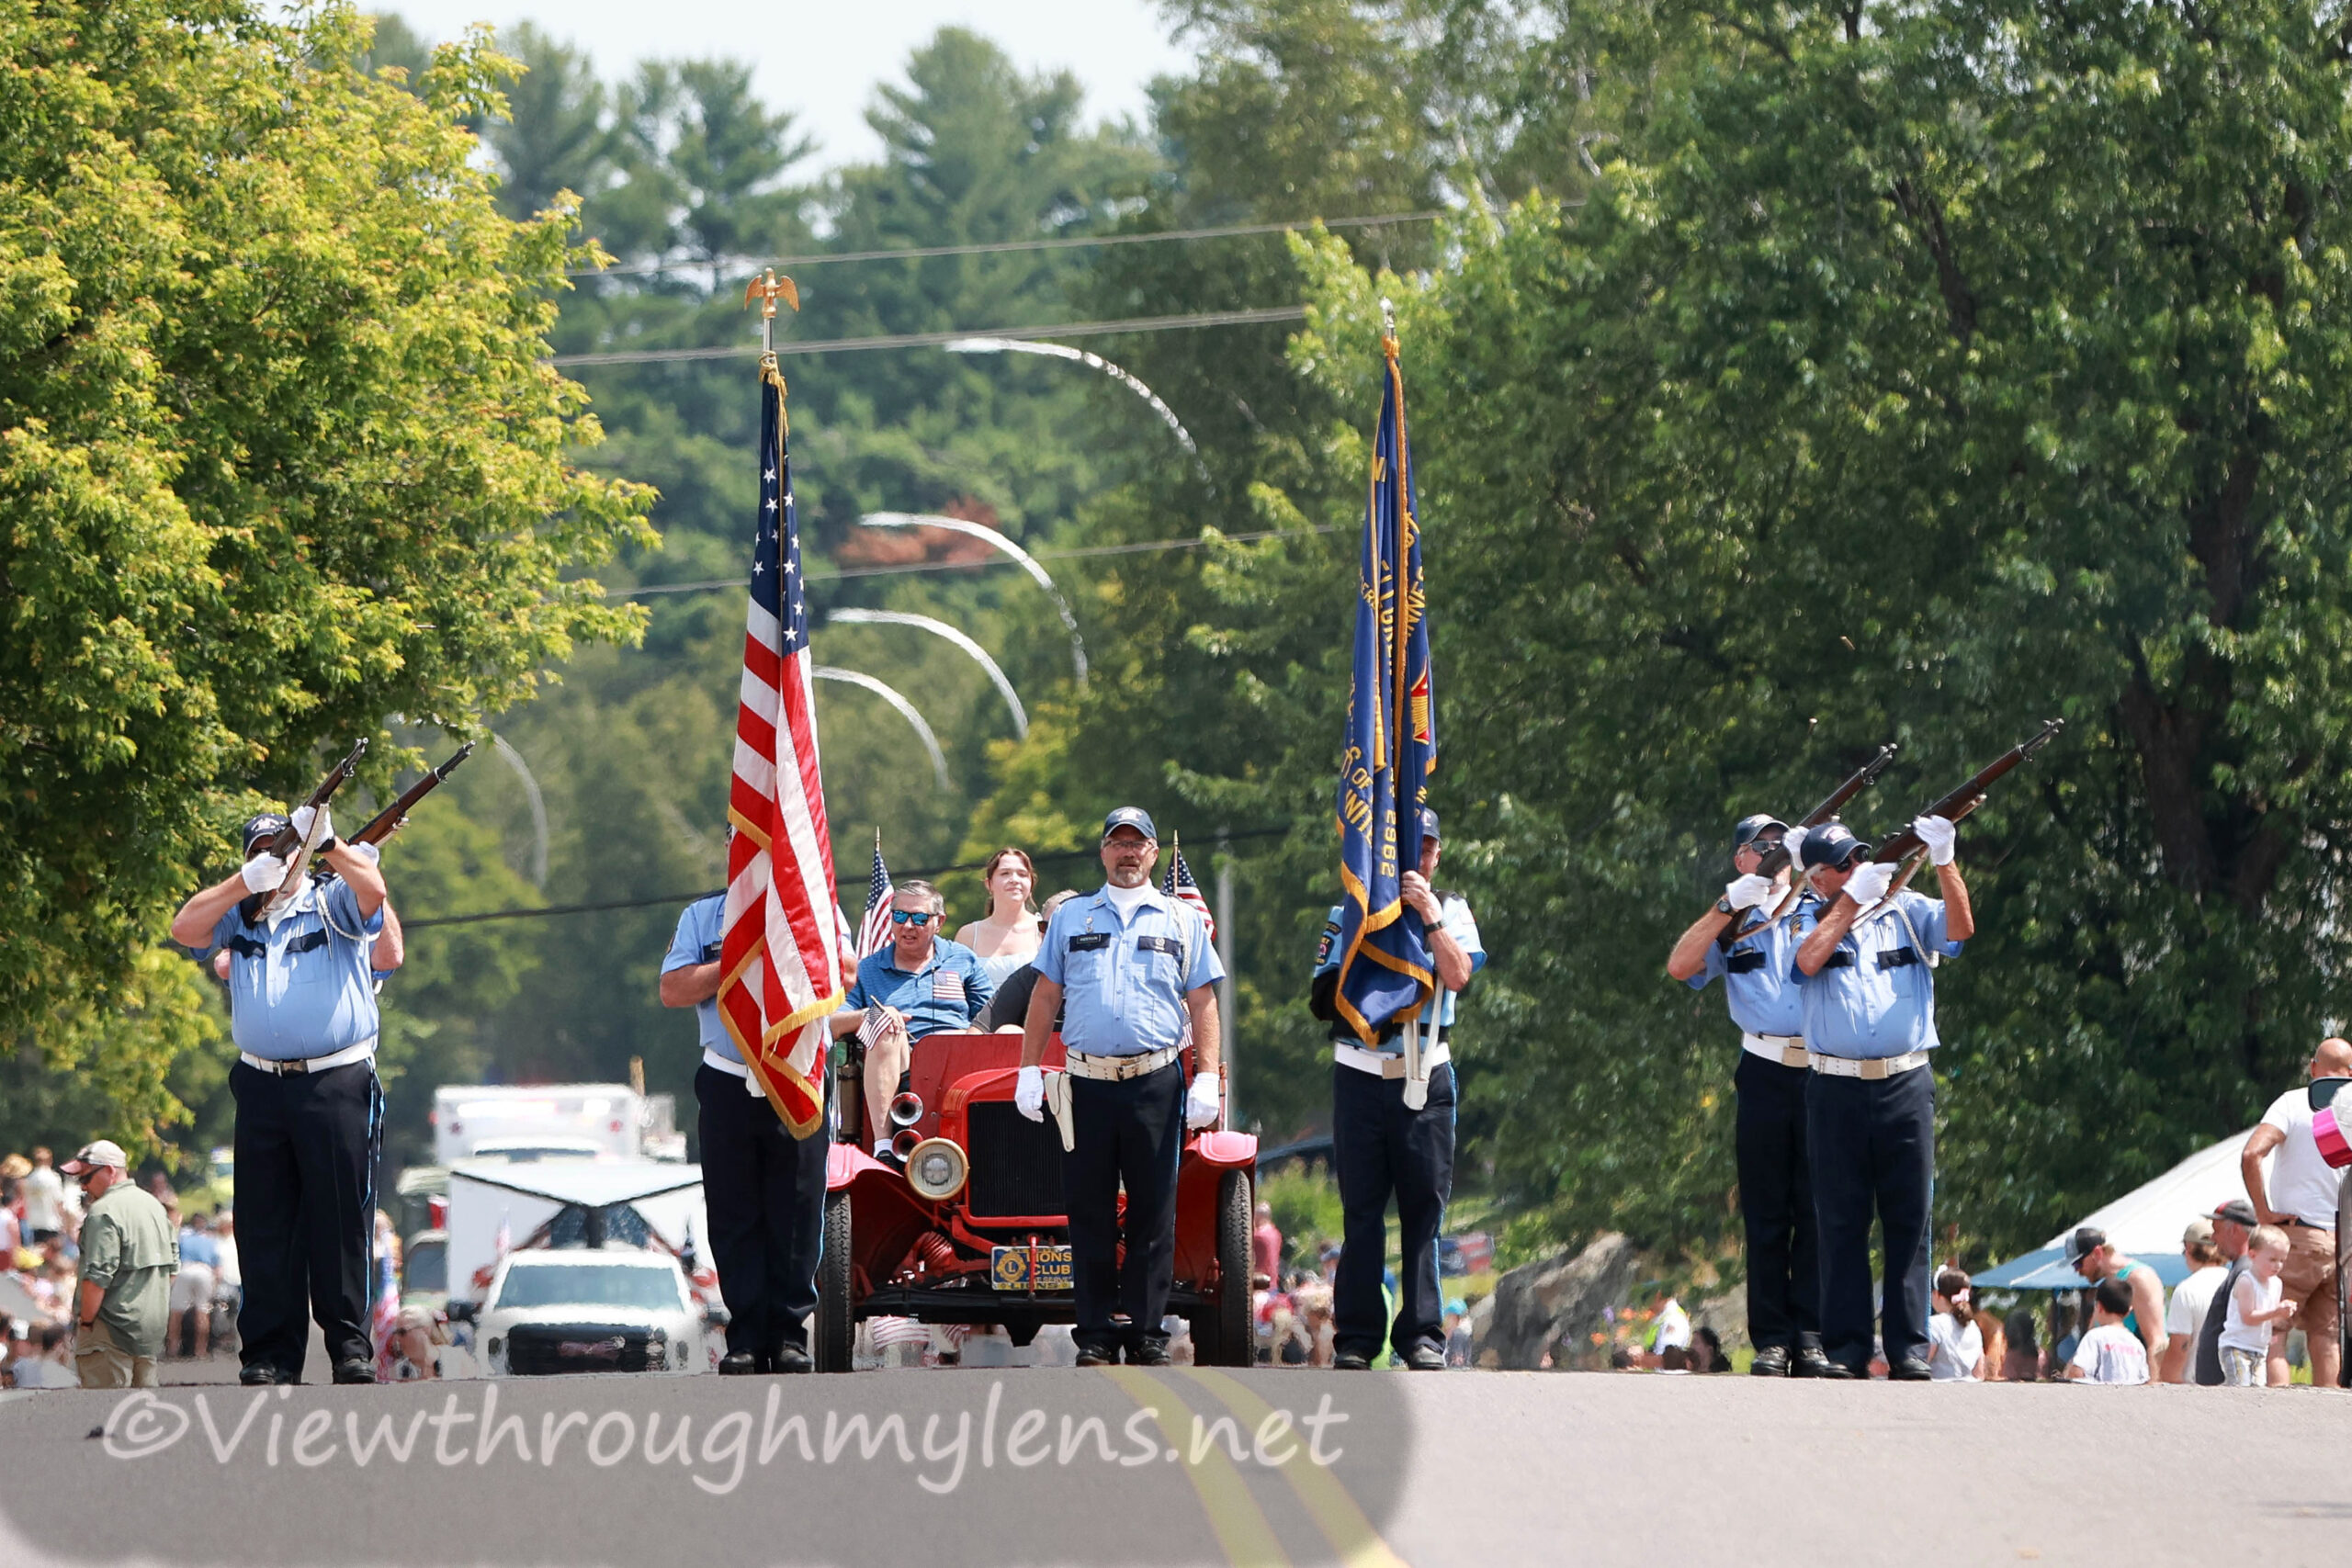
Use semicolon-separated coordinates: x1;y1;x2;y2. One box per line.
1381;296;1430;1111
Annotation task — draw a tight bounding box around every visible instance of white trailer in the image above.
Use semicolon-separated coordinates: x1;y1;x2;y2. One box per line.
431;1084;644;1166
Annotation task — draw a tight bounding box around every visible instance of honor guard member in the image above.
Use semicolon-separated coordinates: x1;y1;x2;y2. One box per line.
1014;807;1224;1366
662;886;827;1374
169;806;389;1385
1790;817;1972;1380
828;879;992;1166
1308;810;1483;1370
1664;814;1832;1378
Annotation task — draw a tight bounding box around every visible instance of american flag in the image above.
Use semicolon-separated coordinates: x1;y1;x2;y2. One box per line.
717;360;844;1140
1162;833;1216;941
854;832;895;957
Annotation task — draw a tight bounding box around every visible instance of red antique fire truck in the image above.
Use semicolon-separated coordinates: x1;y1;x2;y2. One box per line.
816;1030;1258;1370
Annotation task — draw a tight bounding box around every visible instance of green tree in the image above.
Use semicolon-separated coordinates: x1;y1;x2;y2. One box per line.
0;2;652;1153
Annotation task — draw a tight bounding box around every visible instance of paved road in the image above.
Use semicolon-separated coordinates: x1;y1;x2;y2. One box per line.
2;1370;2346;1566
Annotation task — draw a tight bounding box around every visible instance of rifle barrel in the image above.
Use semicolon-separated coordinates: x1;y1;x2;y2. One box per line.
349;742;476;847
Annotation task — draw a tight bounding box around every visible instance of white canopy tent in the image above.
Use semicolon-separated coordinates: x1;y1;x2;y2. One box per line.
1976;1130;2271;1291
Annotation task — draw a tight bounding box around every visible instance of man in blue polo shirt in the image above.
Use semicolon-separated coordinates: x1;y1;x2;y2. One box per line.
1665;812;1832;1378
1014;807;1224;1366
170;805;388;1385
829;879;992;1166
1791;817;1971;1380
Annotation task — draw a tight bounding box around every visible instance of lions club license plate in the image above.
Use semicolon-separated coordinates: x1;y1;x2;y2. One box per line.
991;1244;1073;1292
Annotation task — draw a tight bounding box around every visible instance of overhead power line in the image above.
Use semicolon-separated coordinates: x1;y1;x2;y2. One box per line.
401;826;1298;930
601;523;1347;600
565;209;1447;278
549;305;1307;367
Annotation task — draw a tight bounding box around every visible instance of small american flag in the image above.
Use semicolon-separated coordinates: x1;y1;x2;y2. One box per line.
1162;832;1216;942
855;832;895;958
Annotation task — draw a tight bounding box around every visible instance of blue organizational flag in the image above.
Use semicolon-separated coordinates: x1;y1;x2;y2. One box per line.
1332;319;1437;1045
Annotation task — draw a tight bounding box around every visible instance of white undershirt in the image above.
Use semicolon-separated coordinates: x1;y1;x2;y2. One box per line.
1103;882;1151;918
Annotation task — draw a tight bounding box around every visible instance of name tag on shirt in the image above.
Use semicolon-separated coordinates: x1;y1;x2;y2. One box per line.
700;942;722;964
933;971;966;1003
1725;951;1768;975
1069;932;1112;953
1136;935;1181;956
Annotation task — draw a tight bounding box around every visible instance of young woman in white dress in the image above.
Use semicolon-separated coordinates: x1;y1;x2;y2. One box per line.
953;847;1044;989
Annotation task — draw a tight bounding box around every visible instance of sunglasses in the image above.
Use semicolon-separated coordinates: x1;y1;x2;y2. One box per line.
889;909;937;926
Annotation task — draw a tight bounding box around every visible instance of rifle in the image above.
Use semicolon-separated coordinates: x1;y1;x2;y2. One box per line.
1872;718;2064;866
1865;717;2065;908
245;739;368;921
346;742;475;849
1719;742;1898;948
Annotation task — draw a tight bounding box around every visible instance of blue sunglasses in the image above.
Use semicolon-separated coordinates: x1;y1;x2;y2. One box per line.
889;909;936;926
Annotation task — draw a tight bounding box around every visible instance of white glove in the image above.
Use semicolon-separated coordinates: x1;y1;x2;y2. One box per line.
290;803;334;847
1844;860;1894;907
1780;826;1807;866
239;852;288;896
1185;1072;1223;1131
1914;814;1957;867
1014;1065;1045;1122
1723;874;1773;911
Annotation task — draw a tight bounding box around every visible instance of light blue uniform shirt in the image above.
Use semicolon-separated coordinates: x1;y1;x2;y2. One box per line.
204;878;384;1059
662;894;733;1060
843;938;992;1039
1685;911;1805;1038
1034;885;1223;1056
1789;890;1964;1057
1312;896;1485;1045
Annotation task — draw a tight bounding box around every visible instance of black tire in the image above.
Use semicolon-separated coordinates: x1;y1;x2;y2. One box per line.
816;1189;855;1373
1195;1168;1254;1368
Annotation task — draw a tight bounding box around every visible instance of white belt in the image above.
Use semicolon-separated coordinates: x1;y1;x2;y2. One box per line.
1064;1046;1182;1082
1334;1042;1452;1078
1808;1049;1932;1080
1741;1033;1813;1068
239;1038;376;1077
702;1047;751;1078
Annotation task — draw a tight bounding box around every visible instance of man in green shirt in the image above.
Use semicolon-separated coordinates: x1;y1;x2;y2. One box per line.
66;1140;177;1389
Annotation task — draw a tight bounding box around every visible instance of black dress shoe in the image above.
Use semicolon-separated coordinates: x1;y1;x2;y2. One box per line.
1749;1345;1791;1377
1888;1356;1933;1382
1405;1345;1446;1371
1131;1341;1172;1368
331;1357;377;1385
1814;1359;1858;1379
718;1350;761;1375
772;1344;813;1374
1791;1347;1837;1379
1332;1351;1372;1371
239;1364;289;1386
1075;1347;1117;1368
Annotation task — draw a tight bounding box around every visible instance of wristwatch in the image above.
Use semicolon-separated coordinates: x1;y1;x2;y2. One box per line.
1715;897;1736;916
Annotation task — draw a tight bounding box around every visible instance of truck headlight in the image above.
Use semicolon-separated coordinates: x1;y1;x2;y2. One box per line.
905;1137;968;1201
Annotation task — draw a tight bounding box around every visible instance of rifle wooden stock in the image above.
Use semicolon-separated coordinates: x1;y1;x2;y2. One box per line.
1871;717;2064;864
245;739;368;921
349;742;475;848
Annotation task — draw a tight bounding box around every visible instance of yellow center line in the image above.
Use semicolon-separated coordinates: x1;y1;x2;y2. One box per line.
1101;1366;1292;1568
1183;1369;1411;1568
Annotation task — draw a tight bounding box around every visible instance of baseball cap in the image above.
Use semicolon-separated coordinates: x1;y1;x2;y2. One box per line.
60;1139;129;1176
1733;813;1790;852
2182;1216;2215;1248
2063;1225;2107;1267
1797;822;1871;871
1101;807;1158;842
1419;808;1442;844
242;812;290;854
2210;1197;2257;1227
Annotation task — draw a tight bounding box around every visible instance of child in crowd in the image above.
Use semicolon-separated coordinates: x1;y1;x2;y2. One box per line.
2066;1274;2150;1384
1928;1267;1984;1381
2218;1224;2299;1387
